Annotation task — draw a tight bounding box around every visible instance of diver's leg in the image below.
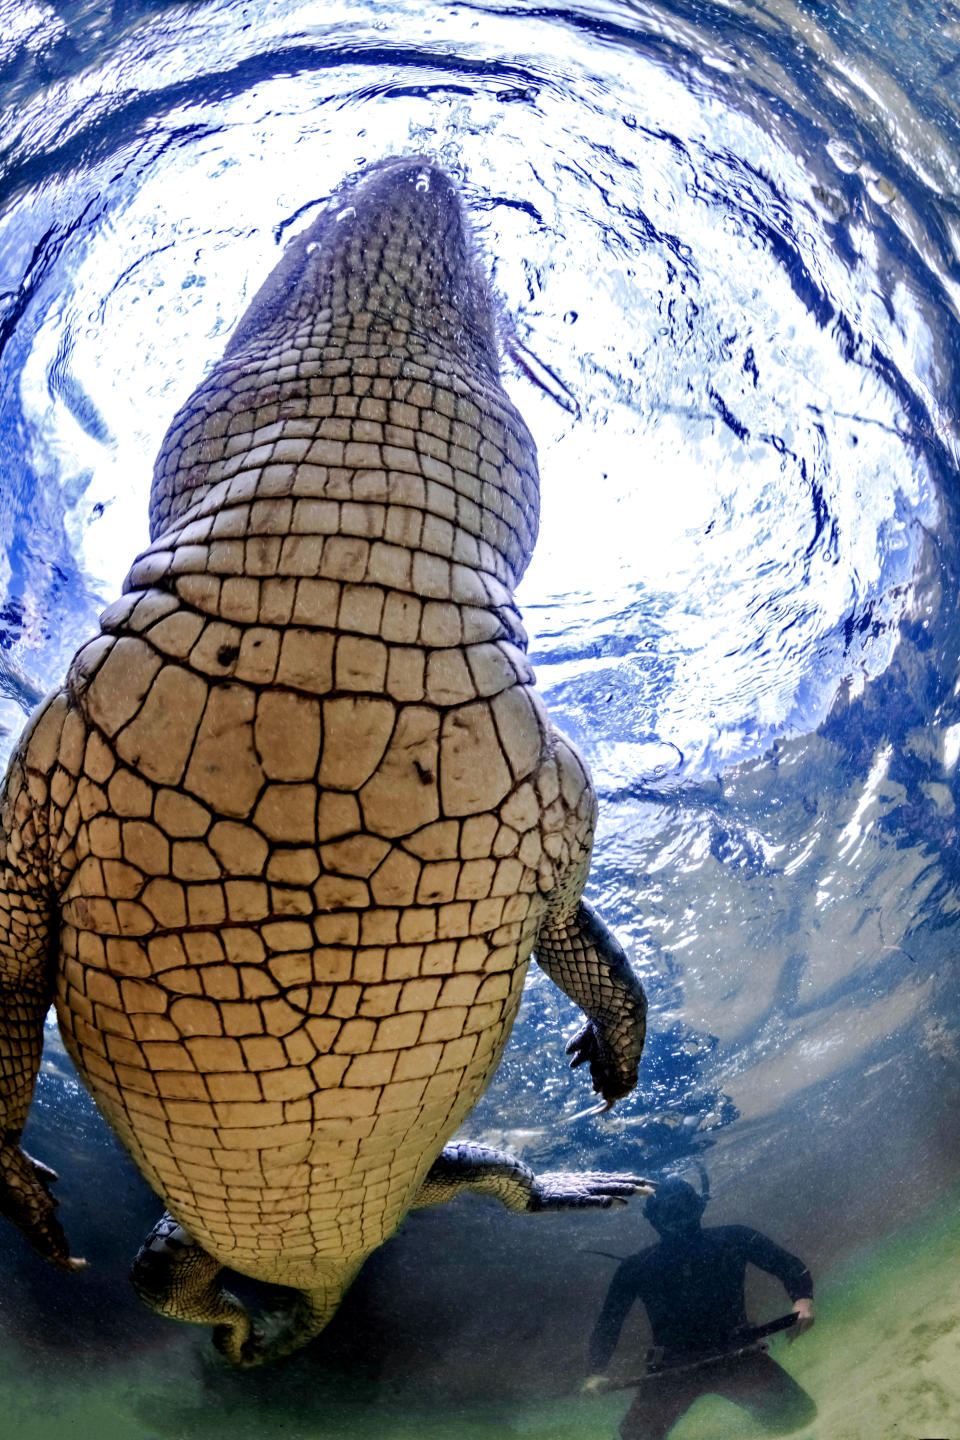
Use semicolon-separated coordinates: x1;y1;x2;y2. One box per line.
618;1371;704;1440
713;1353;817;1434
130;1212;258;1365
413;1141;652;1212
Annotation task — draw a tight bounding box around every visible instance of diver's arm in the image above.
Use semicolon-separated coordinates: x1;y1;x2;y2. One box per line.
585;1257;644;1380
740;1227;815;1335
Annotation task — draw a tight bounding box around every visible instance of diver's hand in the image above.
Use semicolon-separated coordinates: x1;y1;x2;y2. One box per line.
788;1297;815;1338
581;1373;610;1395
0;1143;86;1270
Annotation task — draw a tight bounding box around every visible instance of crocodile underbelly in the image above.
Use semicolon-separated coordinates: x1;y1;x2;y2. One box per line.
54;922;531;1282
52;651;555;1281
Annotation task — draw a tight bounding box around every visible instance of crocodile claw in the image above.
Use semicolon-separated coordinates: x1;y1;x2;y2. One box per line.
0;1143;84;1270
213;1319;267;1368
566;1021;639;1104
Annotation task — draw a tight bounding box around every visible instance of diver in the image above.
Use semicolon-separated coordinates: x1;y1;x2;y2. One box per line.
583;1177;817;1439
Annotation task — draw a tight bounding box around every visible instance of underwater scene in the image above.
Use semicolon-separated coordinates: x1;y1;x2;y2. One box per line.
0;0;958;1436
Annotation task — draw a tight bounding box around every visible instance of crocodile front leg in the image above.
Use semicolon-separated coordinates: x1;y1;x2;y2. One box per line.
525;731;647;1107
535;898;647;1105
0;693;84;1271
413;1142;653;1212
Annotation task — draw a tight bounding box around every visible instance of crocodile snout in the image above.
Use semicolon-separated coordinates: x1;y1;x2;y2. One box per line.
226;155;499;374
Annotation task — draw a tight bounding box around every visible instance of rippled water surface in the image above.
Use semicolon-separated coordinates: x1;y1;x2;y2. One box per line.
1;1;959;1436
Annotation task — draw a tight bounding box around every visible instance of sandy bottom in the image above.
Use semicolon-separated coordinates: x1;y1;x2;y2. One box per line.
1;1189;957;1440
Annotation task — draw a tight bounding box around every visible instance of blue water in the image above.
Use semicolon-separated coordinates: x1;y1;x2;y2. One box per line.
1;1;959;1435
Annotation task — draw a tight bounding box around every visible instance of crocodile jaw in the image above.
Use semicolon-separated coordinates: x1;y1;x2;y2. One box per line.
225;156;500;378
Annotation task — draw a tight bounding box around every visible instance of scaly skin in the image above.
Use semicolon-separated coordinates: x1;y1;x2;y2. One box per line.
0;157;649;1363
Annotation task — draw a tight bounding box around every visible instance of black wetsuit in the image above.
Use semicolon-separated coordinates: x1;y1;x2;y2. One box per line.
590;1224;813;1366
590;1225;816;1440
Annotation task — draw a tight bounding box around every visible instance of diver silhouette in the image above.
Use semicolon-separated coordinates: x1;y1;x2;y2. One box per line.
583;1177;817;1439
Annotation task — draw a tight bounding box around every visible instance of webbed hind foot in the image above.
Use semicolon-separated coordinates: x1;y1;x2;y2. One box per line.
131;1212;259;1364
131;1213;361;1366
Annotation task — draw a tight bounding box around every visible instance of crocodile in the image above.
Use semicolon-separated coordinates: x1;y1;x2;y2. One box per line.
0;156;649;1365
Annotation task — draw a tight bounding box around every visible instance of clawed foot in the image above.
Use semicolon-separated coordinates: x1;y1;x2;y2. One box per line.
212;1299;325;1367
528;1172;655;1211
212;1315;268;1367
566;1021;639;1104
0;1143;86;1270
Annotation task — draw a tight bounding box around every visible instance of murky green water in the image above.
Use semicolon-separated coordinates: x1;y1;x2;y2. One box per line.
2;1188;957;1436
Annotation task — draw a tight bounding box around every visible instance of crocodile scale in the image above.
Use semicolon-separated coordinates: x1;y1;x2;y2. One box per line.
0;158;649;1364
